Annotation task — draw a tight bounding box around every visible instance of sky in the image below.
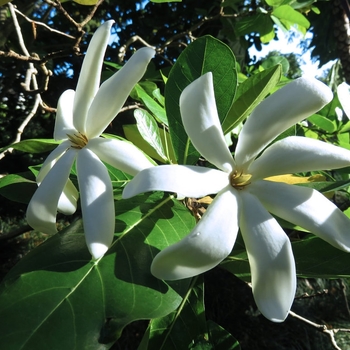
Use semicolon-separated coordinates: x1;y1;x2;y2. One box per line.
248;28;336;78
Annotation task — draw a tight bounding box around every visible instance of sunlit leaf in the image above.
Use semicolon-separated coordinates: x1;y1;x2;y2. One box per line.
0;193;195;349
0;139;60;154
134;84;168;125
165;35;237;164
307;114;336;133
222;65;282;134
134;108;168;162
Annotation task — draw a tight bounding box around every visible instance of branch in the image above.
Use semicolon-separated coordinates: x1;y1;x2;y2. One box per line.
289;310;350;350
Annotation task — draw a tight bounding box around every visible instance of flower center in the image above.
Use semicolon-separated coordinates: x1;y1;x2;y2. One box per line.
67;132;88;149
229;170;252;190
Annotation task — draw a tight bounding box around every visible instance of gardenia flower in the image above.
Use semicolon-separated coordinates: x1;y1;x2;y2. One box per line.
123;72;350;322
27;20;155;259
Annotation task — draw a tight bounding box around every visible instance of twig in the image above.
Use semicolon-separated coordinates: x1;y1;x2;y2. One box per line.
13;7;76;40
289;310;350;350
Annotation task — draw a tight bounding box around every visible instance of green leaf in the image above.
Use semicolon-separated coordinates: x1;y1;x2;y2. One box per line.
272;5;310;32
0;0;12;5
206;320;241;349
0;193;195;349
134;84;168;125
165;35;237;165
293;236;350;278
123;124;176;164
134;108;168;162
261;55;290;75
0;139;60;154
0;173;37;204
234;13;273;38
222;65;282;134
140;277;240;350
307;114;336;133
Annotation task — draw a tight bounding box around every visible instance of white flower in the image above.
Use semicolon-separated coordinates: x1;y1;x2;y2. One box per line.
123;72;350;322
337;82;350;119
27;20;155;260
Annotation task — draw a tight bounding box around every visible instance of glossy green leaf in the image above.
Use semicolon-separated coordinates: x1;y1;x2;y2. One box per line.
0;173;35;189
165;35;237;164
307;114;336;133
0;139;60;154
140;277;207;350
139;277;240;349
134;84;168;125
222;65;282;134
0;193;195;349
134;108;168;162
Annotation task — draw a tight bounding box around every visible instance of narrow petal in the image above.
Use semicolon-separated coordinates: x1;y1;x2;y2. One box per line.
122;165;229;199
26;149;78;234
180;72;235;172
251;180;350;252
54;89;76;141
151;186;240;280
36;140;78;215
86;47;155;139
73;20;114;133
235;77;333;171
337;82;350;118
87;137;154;176
76;148;115;259
249;136;350;180
239;190;296;322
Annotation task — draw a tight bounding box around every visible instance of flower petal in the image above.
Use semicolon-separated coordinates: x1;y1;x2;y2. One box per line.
87;137;154;176
36;141;78;215
26;148;78;234
86;47;155;139
73;20;114;133
251;180;350;252
122;165;229;199
249;136;350;180
337;82;350;119
180;72;235;172
54;89;76;141
235;77;333;171
239;190;296;322
76;148;115;259
151;186;240;280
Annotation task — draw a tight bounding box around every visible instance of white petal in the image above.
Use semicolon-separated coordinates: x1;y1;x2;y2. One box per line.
36;141;78;215
180;72;235;172
239;190;296;322
251;180;350;252
26;149;78;234
36;141;71;183
76;148;115;259
151;186;240;279
54;89;76;141
235;77;333;171
73;20;114;133
87;137;154;176
122;165;229;199
249;136;350;180
337;82;350;118
86;47;155;139
57;179;79;215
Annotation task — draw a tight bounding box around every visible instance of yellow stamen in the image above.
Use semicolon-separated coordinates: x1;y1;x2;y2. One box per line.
230;170;252;189
67;132;88;149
